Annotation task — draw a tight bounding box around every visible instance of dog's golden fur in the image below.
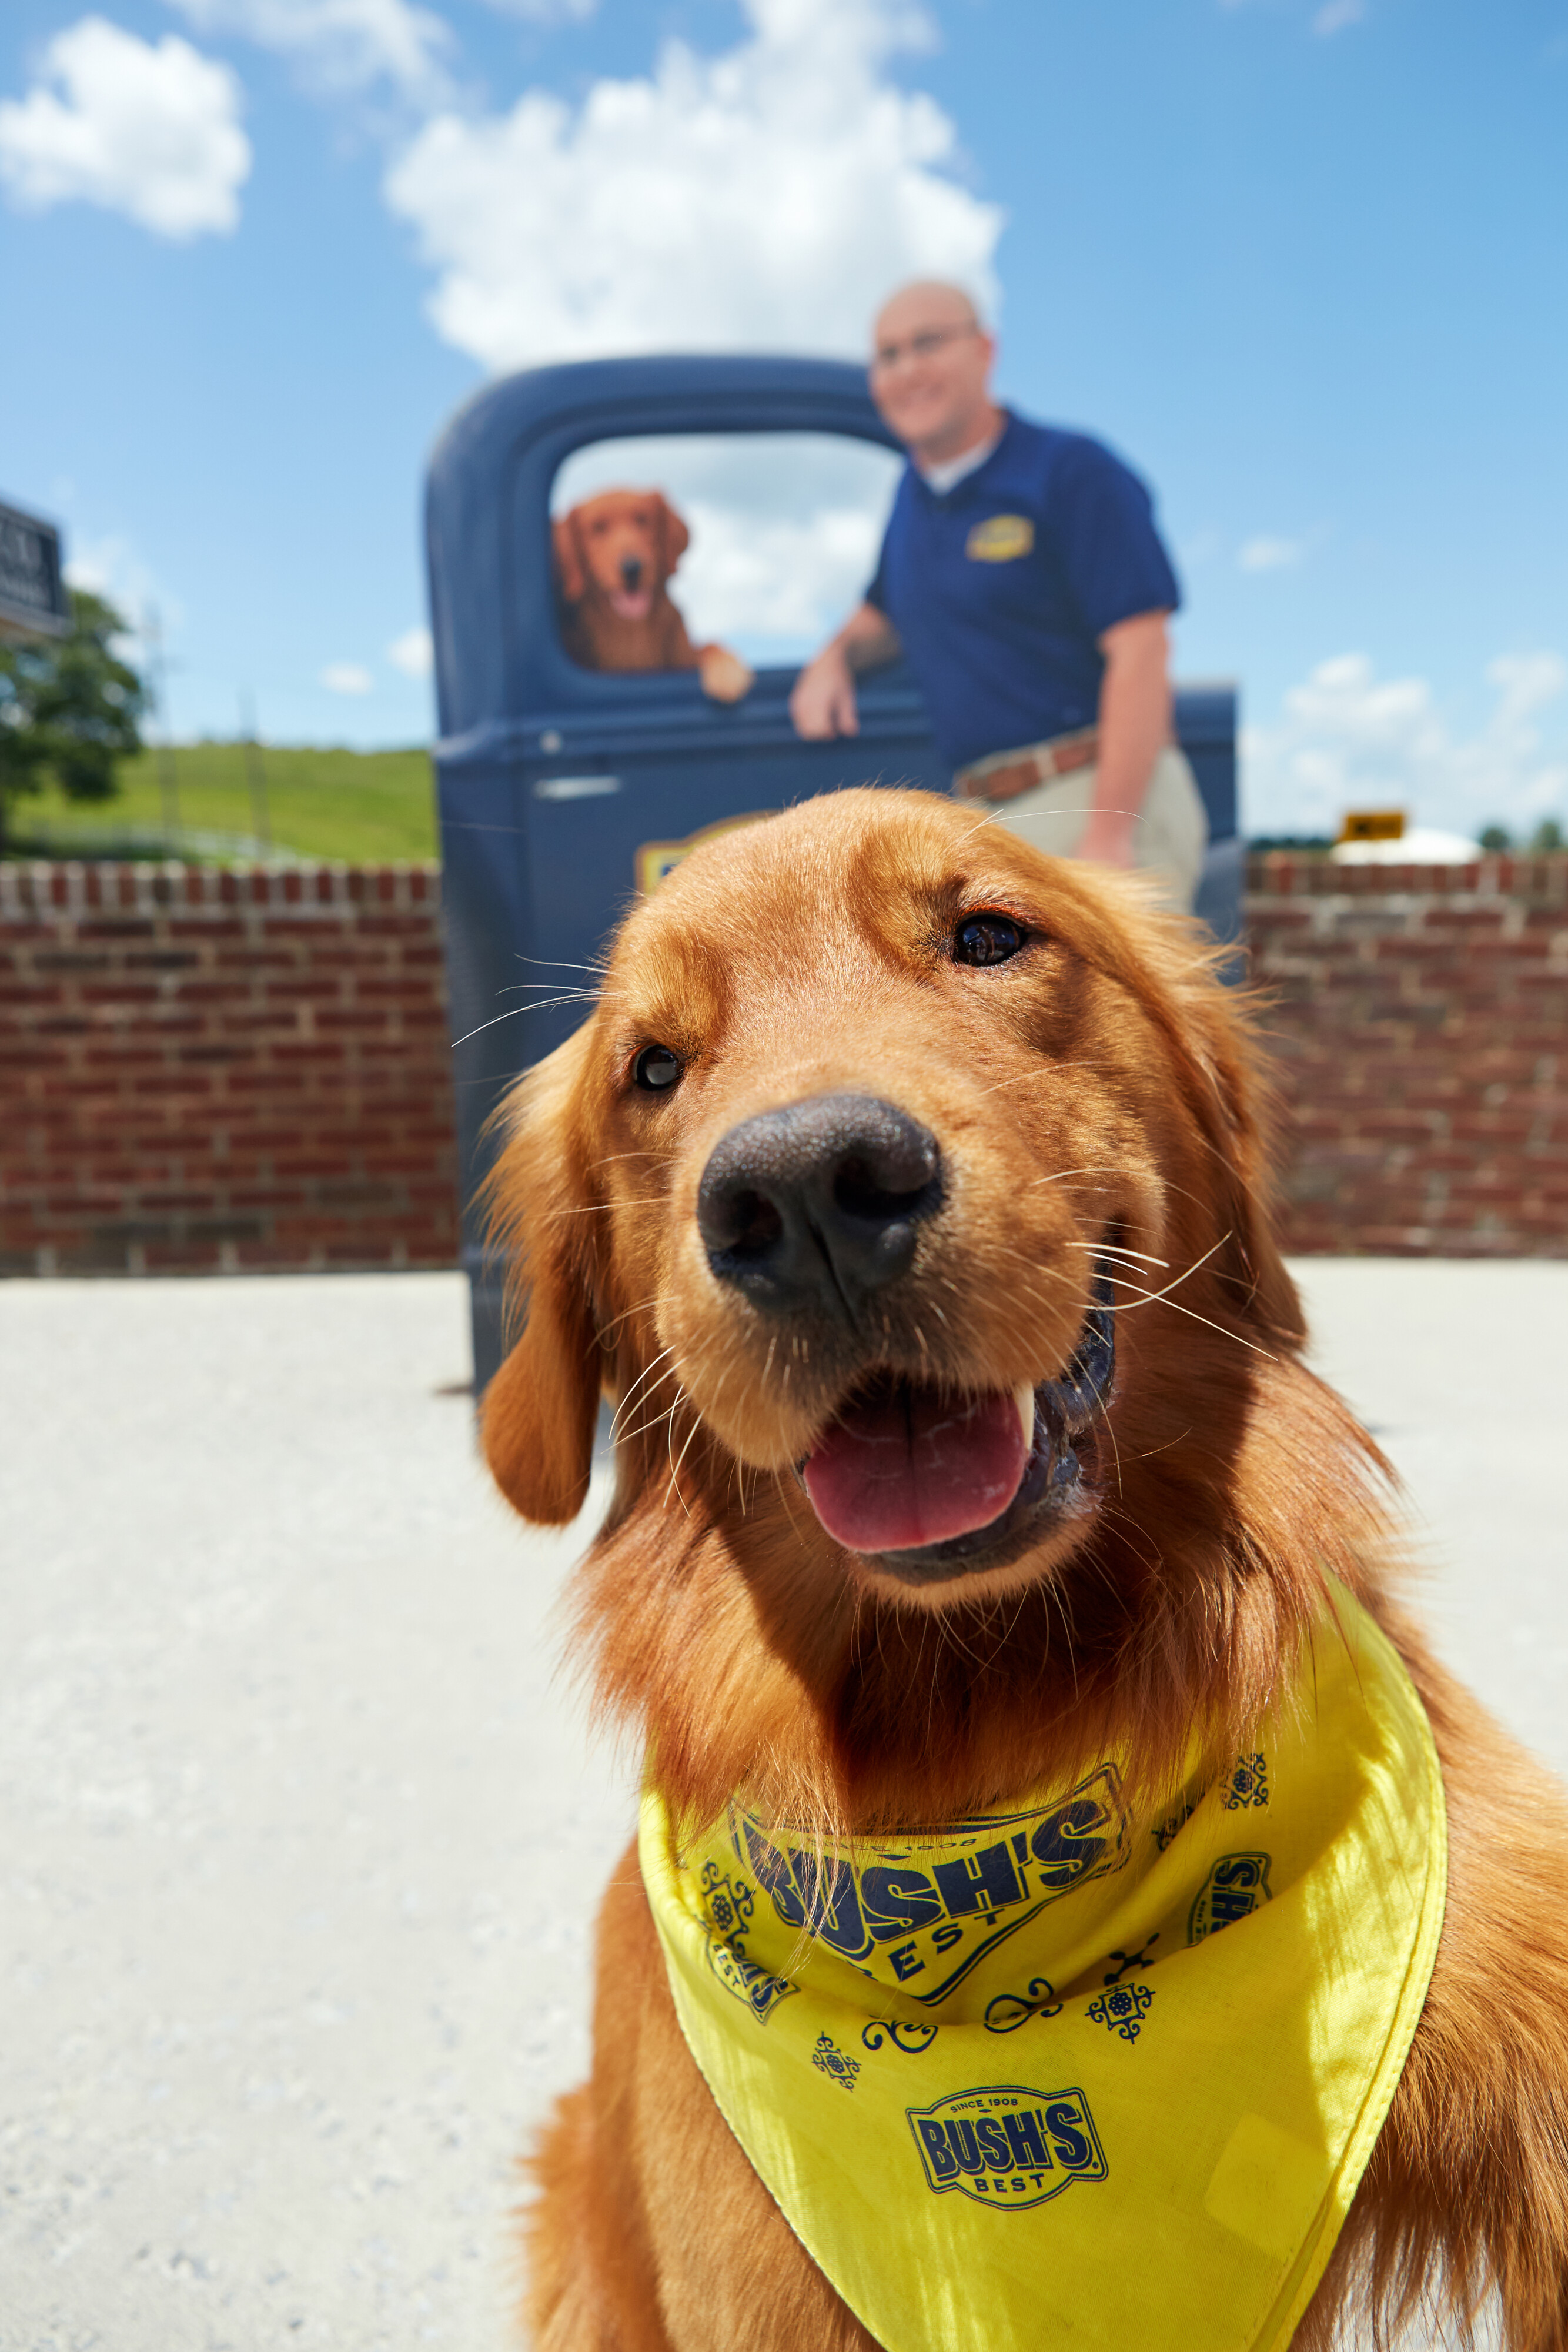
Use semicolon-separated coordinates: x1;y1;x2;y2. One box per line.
553;489;753;703
482;789;1568;2350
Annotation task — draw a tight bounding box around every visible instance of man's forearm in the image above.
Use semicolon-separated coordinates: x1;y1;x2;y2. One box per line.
1085;614;1172;861
835;603;901;673
790;603;901;739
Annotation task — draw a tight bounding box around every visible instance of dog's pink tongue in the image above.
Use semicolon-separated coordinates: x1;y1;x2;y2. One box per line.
803;1385;1028;1555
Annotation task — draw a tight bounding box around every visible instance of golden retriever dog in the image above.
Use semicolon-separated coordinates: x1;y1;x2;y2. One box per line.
482;789;1568;2351
553;489;754;703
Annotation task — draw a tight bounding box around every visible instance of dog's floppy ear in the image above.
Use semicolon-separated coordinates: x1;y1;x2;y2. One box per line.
552;510;587;607
1174;967;1305;1346
481;1028;603;1524
654;493;689;579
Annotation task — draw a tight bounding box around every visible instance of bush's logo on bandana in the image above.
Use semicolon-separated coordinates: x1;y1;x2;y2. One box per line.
965;513;1034;562
732;1765;1129;2006
908;2084;1108;2210
1187;1852;1272;1944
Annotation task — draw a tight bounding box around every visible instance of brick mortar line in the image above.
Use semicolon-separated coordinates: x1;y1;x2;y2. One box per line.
0;861;442;918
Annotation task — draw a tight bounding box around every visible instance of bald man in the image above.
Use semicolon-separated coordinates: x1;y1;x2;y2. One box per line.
790;282;1207;907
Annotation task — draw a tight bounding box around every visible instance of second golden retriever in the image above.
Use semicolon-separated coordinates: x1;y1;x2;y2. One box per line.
553;488;753;703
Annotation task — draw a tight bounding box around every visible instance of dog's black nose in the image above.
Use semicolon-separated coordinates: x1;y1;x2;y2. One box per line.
620;554;643;589
697;1094;942;1317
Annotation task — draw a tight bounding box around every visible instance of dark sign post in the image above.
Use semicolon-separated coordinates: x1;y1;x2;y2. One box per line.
0;499;69;642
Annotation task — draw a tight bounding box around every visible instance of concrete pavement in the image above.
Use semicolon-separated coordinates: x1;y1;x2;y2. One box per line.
1;1263;1564;2348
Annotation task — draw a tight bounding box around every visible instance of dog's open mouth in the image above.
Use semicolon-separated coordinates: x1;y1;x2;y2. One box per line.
608;586;654;621
800;1269;1115;1583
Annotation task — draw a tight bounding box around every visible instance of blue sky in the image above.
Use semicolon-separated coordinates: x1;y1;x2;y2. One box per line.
1;0;1564;835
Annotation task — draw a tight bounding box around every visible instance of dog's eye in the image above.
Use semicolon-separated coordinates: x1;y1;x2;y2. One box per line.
952;913;1025;967
632;1044;683;1093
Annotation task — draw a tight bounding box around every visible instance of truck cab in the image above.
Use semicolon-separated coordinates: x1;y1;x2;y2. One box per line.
426;355;1238;1389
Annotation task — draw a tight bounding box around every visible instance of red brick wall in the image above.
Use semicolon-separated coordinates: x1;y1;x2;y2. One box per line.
3;856;1566;1275
0;863;456;1275
1250;852;1568;1255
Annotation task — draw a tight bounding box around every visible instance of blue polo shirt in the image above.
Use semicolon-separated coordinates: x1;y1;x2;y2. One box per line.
864;410;1181;774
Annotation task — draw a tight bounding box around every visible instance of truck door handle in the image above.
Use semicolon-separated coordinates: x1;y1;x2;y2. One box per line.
534;775;622;801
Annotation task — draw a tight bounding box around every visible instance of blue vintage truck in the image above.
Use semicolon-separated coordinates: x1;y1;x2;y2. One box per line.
425;355;1239;1388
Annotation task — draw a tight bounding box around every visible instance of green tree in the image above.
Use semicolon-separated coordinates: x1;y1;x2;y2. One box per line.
1531;816;1564;853
0;589;147;852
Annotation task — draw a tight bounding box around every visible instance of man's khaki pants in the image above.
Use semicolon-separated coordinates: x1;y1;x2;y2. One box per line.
967;745;1209;913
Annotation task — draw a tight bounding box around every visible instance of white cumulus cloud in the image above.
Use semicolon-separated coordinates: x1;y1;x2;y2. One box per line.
1244;650;1568;838
387;623;433;676
383;0;1003;372
1238;534;1304;573
0;15;250;238
676;499;886;649
167;0;452;103
322;660;374;693
482;0;596;21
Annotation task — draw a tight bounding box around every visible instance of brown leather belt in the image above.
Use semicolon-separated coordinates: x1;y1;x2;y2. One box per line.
954;728;1100;804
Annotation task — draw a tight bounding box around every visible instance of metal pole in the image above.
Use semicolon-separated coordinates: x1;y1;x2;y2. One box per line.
240;688;270;854
146;604;180;851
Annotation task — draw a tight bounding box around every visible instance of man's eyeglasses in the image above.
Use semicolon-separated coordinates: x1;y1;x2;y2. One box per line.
870;325;978;375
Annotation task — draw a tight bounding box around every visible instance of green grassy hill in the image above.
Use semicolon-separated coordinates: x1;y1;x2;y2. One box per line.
6;742;438;865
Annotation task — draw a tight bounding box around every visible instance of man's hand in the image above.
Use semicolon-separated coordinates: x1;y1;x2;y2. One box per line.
1081;610;1173;871
789;603;900;740
790;645;860;738
697;645;754;704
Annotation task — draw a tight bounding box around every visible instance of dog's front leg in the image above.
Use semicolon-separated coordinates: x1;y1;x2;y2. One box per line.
522;1844;673;2352
524;1839;881;2352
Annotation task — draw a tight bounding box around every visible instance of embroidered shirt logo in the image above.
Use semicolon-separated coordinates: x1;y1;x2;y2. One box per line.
965;513;1034;563
907;2084;1107;2210
734;1764;1129;2006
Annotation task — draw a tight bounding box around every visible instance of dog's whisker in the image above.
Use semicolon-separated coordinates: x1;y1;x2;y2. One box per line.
664;1395;706;1518
608;1346;678;1442
1063;1240;1171;1269
493;983;603;1002
597;1287;672;1341
1118;1425;1195;1466
1113;1230;1229;1305
511;952;609;976
1109;1282;1276;1361
548;1196;667;1218
611;1370;686;1448
1023;1165;1126;1189
450;998;600;1047
661;1386;698;1516
971;1060;1110;1098
1098;1402;1126;1501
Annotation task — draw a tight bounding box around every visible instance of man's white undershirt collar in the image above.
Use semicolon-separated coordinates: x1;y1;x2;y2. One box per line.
918;426;1004;497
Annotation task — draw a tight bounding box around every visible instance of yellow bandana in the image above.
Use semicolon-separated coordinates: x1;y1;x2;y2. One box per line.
640;1593;1445;2352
